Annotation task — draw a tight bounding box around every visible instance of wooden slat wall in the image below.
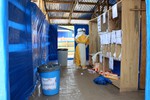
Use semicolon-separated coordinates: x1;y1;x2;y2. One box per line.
89;21;100;54
120;0;141;92
140;1;146;89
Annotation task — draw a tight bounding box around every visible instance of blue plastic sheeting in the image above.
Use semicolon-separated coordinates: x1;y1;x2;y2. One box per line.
93;76;112;85
146;1;150;100
8;0;34;99
31;3;49;65
111;61;121;76
0;1;10;100
74;24;89;60
49;24;58;60
31;2;50;87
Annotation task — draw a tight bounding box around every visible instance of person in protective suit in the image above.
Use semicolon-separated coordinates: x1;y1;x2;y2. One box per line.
74;28;89;69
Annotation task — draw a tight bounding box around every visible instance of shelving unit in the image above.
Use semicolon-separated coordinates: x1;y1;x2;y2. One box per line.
89;0;141;92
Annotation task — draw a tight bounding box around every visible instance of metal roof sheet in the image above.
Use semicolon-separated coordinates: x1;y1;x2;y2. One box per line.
46;3;71;10
43;0;116;24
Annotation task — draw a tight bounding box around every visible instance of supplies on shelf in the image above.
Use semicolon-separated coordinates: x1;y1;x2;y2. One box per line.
99;30;122;59
99;71;119;80
112;4;118;19
99;30;122;45
88;69;96;74
103;12;106;24
115;30;122;44
97;15;101;32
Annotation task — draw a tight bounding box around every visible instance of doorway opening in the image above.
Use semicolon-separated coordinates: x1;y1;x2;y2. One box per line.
58;25;75;59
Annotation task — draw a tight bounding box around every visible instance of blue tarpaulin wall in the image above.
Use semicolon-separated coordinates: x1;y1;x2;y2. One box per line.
0;1;50;100
49;24;58;60
8;0;33;100
146;0;150;100
31;3;50;84
74;24;89;60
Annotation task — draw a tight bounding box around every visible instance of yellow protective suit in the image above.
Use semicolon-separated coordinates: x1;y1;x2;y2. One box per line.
74;33;89;69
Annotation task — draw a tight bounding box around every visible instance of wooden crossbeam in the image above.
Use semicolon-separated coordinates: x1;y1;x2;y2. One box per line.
68;0;78;24
49;17;90;20
47;9;93;13
46;1;97;5
43;0;50;23
91;0;108;19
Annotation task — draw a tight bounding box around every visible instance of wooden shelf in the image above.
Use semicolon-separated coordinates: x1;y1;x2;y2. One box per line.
89;0;141;92
102;55;121;61
110;79;120;88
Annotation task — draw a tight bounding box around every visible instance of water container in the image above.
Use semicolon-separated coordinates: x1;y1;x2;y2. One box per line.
38;64;60;96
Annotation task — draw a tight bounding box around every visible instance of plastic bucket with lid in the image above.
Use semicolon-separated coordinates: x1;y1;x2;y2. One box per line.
38;64;60;96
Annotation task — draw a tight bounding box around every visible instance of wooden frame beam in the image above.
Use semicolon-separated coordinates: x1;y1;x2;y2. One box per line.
43;0;50;23
46;1;97;5
47;9;93;13
68;0;78;24
91;0;108;19
49;17;90;20
91;0;100;18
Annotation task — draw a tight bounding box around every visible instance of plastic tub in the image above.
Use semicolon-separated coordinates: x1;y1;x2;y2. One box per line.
58;49;68;67
38;64;60;96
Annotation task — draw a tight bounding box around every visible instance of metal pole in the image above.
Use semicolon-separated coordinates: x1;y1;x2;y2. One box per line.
146;0;150;100
0;0;10;100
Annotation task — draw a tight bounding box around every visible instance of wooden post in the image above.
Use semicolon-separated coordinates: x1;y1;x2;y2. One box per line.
146;0;150;100
0;0;10;100
120;0;141;92
107;0;109;10
140;1;146;90
98;4;100;15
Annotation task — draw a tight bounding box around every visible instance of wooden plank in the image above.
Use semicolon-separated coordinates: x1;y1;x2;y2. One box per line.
140;1;146;89
115;44;121;59
108;8;122;31
47;10;93;13
46;1;97;5
103;57;110;72
43;0;49;22
68;0;77;24
120;0;140;92
89;21;99;54
111;79;120;88
91;0;100;18
101;13;108;32
49;17;90;20
111;44;115;57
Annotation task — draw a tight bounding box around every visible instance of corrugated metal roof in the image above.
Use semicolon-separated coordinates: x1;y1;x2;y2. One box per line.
48;12;70;18
74;4;95;11
50;19;89;25
43;0;116;24
72;13;92;19
50;19;69;24
80;0;98;3
46;3;71;10
48;12;65;17
47;0;71;1
70;19;89;24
